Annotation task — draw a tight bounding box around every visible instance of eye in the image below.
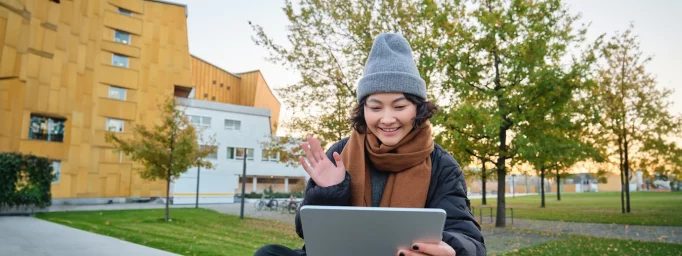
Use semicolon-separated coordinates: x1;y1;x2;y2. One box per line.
395;105;407;110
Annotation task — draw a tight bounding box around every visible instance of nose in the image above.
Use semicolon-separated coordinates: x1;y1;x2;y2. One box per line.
380;113;397;125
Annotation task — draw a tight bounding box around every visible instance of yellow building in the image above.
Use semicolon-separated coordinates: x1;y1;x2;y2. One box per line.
189;55;281;135
0;0;193;201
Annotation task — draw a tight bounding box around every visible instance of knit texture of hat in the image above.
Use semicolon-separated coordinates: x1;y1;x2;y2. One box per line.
356;33;426;102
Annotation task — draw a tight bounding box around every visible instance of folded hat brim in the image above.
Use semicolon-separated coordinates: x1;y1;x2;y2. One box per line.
357;71;427;102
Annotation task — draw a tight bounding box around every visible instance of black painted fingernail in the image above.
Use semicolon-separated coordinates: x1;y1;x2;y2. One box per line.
399;252;405;256
413;245;419;250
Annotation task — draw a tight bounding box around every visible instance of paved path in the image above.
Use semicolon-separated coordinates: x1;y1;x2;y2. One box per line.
47;202;194;212
204;202;298;225
0;216;178;256
509;218;682;244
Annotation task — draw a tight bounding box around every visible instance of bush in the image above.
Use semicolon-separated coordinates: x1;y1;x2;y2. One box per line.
0;153;55;210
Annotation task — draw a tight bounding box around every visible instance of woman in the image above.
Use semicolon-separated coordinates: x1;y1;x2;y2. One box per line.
255;33;485;256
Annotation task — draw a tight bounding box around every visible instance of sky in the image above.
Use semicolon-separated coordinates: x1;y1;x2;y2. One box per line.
172;0;682;136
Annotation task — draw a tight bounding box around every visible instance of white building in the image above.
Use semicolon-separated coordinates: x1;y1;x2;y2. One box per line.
172;97;308;204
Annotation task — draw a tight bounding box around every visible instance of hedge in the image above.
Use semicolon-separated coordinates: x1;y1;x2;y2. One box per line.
0;152;55;210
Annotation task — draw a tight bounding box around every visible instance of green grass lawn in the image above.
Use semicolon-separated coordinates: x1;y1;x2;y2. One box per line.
36;206;682;256
470;192;682;226
35;208;302;256
501;235;682;256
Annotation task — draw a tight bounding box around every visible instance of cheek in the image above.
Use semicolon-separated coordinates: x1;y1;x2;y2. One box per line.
363;111;380;127
400;108;417;127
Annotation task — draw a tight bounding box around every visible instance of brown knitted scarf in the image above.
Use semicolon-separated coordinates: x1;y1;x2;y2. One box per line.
340;122;434;207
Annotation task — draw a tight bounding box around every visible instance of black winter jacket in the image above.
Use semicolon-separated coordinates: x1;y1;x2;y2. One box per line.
295;138;486;256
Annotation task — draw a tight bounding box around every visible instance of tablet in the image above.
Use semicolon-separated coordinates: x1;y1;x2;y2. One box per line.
299;205;446;256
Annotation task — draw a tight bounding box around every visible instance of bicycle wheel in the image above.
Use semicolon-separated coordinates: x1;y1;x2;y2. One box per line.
256;200;265;210
280;201;288;212
289;202;299;214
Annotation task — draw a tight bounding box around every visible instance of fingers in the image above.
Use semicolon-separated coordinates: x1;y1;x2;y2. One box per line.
397;249;429;256
308;136;325;163
301;142;317;168
407;242;455;256
333;152;345;171
299;156;314;176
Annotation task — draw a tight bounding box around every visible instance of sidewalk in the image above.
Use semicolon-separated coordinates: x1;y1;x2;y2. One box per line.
47;202;195;212
508;218;682;244
0;216;179;256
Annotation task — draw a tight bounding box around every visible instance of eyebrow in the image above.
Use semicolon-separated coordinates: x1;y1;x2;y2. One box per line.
367;97;407;104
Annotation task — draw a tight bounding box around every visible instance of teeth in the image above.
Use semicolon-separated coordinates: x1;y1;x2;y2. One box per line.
380;127;398;132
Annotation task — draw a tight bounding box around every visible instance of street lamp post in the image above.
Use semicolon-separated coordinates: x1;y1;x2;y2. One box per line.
240;148;248;220
512;174;516;198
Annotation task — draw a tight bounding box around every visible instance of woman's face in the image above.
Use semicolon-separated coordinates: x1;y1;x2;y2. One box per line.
364;93;417;146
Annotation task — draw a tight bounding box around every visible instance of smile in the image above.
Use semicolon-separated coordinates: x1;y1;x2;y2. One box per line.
379;127;400;132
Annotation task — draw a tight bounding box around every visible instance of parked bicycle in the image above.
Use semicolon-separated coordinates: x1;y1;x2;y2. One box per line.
287;200;300;214
255;195;279;211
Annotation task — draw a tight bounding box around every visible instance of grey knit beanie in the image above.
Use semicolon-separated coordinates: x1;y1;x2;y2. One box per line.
356;33;426;102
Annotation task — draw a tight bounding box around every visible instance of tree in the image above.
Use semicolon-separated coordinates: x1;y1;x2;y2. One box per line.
105;98;216;222
516;119;601;207
435;0;599;227
250;0;450;147
259;135;305;168
593;24;682;213
434;100;498;205
515;81;604;207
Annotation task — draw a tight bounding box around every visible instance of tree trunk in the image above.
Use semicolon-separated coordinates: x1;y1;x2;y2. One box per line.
195;166;201;209
491;23;507;227
495;126;507;227
165;170;171;221
618;134;625;214
482;161;487;205
166;130;175;222
540;166;546;208
556;171;561;201
624;132;631;213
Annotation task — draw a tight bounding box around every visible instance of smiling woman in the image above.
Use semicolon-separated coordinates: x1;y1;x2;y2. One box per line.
254;33;485;256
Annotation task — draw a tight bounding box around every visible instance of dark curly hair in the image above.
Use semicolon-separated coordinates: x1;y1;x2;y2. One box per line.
351;93;438;134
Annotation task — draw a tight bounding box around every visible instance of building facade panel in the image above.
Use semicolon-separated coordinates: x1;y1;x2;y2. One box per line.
0;0;190;200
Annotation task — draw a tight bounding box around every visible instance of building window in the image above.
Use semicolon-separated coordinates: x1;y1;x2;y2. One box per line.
108;86;126;100
188;115;211;128
200;145;218;159
226;147;235;160
29;115;66;142
262;150;280;162
112;54;129;68
262;150;269;162
270;151;280;162
220;83;224;88
114;30;131;45
106;118;124;132
118;7;132;16
224;119;241;131
211;96;216;101
203;93;208;98
235;148;254;161
51;161;61;183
